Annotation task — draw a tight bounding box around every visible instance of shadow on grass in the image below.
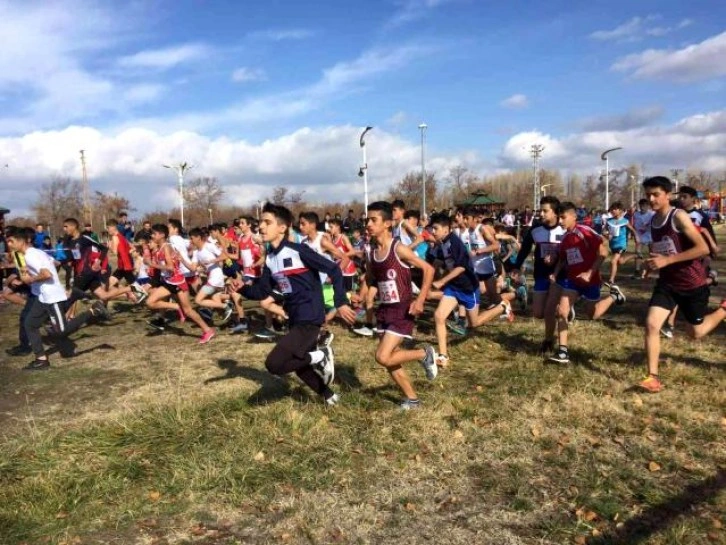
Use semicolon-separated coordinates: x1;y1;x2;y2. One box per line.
588;468;726;545
204;359;293;405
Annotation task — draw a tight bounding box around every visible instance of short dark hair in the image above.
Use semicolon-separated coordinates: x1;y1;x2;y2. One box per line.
638;198;649;206
107;219;118;228
430;212;451;228
609;201;623;211
404;209;421;221
642;176;673;193
328;218;342;229
558;201;577;215
262;203;294;232
391;199;405;210
239;216;254;225
188;227;206;238
152;223;169;237
540;196;560;208
678;185;697;197
5;225;31;242
63;218;79;229
134;231;151;243
367;201;393;221
168;218;182;232
300;211;320;225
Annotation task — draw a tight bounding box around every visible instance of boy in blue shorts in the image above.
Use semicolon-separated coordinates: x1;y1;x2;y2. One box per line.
428;213;513;368
604;202;639;287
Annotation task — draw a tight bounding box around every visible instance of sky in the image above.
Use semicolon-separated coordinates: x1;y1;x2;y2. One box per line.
0;0;725;217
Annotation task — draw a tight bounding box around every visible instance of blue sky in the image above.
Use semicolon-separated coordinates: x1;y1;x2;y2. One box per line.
0;0;724;215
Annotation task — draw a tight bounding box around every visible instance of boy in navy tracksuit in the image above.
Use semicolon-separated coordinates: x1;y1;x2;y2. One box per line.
239;203;356;405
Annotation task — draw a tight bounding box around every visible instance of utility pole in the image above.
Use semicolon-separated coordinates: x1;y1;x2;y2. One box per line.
601;147;622;211
419;123;428;217
80;150;91;227
530;144;544;211
359;126;373;213
670;168;683;193
163;162;193;227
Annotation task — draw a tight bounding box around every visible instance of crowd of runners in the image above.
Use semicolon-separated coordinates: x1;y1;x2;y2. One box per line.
1;175;723;407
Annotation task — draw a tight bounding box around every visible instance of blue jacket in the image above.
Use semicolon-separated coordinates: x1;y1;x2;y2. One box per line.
242;240;347;326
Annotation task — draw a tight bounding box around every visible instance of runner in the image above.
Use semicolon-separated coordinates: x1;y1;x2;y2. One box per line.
632;199;655;279
365;201;438;409
604;202;639;286
639;176;726;393
239;203;357;406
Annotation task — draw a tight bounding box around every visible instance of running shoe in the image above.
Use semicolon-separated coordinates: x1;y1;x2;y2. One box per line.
221;302;234;325
254;327;277;340
146;316;167;331
371;325;382;335
548;347;570;364
199;307;214;323
6;345;32;356
400;398;421;410
199;329;216;344
90;301;110;320
539;339;554;357
502;301;515;323
602;281;611;291
177;307;186;323
229;320;249;334
317;346;335;386
23;358;50;371
436;354;450;368
447;319;467;336
420;344;438;380
708;270;718;287
317;330;334;349
609;284;626;305
638;375;663;393
659;324;674;339
352;325;374;337
324;393;340;407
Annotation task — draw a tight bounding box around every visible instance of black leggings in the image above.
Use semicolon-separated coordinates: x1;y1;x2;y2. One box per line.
265;323;329;397
24;298;92;357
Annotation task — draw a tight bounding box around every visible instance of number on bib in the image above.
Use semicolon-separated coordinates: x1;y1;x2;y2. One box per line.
378;280;400;304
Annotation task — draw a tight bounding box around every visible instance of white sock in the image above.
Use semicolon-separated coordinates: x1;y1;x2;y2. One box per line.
309;350;325;364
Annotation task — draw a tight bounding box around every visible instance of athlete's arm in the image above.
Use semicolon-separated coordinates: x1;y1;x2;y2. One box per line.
402;222;424;250
474;225;500;255
299;244;356;324
20;267;52;284
108;235;118;256
647;210;709;270
512;228;534;270
253;243;266;269
625;222;640;243
396;243;434;315
321;235;351;271
240;266;273;300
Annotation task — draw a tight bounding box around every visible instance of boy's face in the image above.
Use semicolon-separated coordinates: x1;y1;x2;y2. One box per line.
6;236;24;253
464;215;477;229
152;230;164;243
63;222;78;236
645;187;670;211
190;235;203;248
677;192;694;209
432;222;450;242
329;224;340;236
239;219;250;233
558;210;577;230
299;218;316;235
260;212;286;243
405;216;419;230
392;206;404;221
540;204;557;224
365;211;390;238
167;223;177;235
352;230;361;240
610;207;622;218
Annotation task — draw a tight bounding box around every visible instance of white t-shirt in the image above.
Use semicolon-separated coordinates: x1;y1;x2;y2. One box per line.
169;234;192;275
23;247;67;304
193;243;225;288
633;210;655;243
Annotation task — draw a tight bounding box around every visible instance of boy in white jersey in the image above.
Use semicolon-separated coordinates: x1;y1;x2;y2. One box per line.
391;200;425;249
189;228;234;324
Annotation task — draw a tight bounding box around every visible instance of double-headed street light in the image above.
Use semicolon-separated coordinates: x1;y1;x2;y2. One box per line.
358;126;373;213
162;162;193;227
600;147;622;211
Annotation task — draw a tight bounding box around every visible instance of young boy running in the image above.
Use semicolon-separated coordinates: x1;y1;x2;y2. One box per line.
604;202;639;286
632;199;655;279
512;196;566;355
639;176;726;393
4;226;108;370
240;203;357;406
429;213;513;368
189;228;234;324
365;201;438;410
548;202;625;364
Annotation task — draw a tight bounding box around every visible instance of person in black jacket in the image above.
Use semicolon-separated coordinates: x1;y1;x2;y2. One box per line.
237;203;356;406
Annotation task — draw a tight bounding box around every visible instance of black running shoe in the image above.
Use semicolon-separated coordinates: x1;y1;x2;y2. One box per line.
146;316;167;331
548;348;570;364
23;358;50;371
539;339;554;357
6;345;32;357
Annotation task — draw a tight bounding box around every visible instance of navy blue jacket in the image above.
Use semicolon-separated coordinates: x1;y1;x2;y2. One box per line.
427;233;478;292
242;240;347;326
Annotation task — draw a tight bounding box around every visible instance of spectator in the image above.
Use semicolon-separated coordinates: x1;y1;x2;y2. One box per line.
33;224;46;249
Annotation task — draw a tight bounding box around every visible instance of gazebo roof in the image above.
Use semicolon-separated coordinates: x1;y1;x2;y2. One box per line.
0;207;9;215
460;191;504;206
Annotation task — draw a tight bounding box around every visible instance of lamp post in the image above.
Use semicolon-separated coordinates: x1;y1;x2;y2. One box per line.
162;162;193;227
600;147;622;211
359;126;373;213
530;144;544;211
540;183;553;196
208;208;213;224
418;123;427;217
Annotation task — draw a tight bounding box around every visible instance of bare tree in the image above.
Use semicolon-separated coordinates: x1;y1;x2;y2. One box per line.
387;171;437;213
270;185;305;206
93;191;133;227
31;176;83;234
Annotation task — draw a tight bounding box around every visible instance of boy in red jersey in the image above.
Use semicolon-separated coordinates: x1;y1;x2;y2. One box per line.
366;201;438;410
548;202;626;364
639;176;726;393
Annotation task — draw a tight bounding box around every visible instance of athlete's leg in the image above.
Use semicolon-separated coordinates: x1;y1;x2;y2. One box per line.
375;332;425;400
434;296;459;358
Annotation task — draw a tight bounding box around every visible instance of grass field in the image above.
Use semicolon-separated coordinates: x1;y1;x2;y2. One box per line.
0;230;724;545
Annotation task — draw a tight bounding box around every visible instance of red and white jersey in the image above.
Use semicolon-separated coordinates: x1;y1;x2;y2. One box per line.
193;242;224;288
237;234;262;278
559;225;602;287
156;243;185;285
332;235;357;276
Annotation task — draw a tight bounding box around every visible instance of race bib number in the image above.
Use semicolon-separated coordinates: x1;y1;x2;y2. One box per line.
71;248;81;260
378;280;400;304
652;237;677;256
566;247;584;265
241;248;254;267
273;273;292;294
539;243;558;259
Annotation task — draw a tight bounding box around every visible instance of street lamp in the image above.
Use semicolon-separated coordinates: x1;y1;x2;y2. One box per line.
419;123;427;217
162;162;193;227
540;183;553;196
208;208;213;224
600;147;622;211
358;126;373;213
256;200;262;220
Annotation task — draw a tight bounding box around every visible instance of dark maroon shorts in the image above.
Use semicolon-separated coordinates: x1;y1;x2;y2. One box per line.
376;302;414;338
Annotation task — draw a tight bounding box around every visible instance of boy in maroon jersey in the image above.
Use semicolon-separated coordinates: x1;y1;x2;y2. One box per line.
639;176;726;393
548;202;626;364
366;201;438;410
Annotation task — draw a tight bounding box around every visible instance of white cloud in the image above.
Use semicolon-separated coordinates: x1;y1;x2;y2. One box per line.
500;94;529;109
590;15;692;43
116;43;212;70
575;105;664;131
612;31;726;82
248;29;315;41
387;0;455;27
499;110;726;174
0;125;475;217
231;67;267;83
386;111;408;128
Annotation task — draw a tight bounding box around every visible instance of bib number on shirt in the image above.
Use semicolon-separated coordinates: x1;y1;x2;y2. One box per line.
651;238;677;256
71;248;81;260
273;273;293;294
241;249;254;267
378;280;400;304
566;247;584;265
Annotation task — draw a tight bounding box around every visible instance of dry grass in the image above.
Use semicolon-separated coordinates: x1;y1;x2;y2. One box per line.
0;230;724;545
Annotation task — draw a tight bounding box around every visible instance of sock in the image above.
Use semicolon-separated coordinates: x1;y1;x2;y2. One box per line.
406;398;420;405
559;345;568;353
309;350;325;365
